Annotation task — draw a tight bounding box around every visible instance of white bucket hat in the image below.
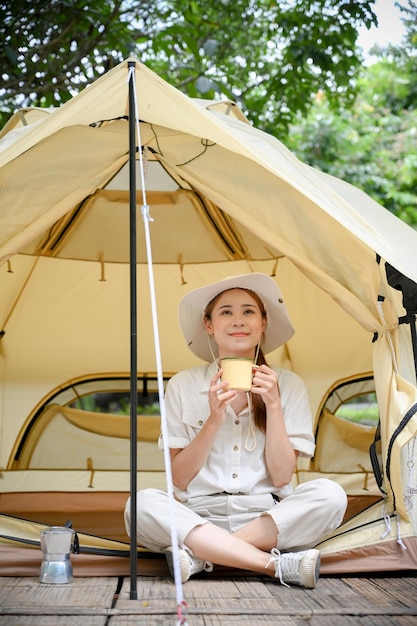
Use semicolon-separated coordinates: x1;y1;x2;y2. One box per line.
178;273;295;362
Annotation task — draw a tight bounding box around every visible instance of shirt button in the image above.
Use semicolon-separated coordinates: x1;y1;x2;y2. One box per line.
198;420;203;426
233;445;238;451
232;473;238;479
235;419;240;425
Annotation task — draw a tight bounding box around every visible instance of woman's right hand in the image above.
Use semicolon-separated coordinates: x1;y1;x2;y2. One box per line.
207;368;237;423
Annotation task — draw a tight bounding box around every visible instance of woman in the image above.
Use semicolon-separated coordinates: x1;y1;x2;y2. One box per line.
125;273;347;588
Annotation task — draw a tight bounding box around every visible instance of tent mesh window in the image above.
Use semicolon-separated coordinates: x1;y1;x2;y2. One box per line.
11;375;171;471
311;374;383;521
313;374;378;473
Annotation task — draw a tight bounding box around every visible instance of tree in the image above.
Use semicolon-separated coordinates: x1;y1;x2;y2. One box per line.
1;0;377;135
287;97;417;224
286;2;417;225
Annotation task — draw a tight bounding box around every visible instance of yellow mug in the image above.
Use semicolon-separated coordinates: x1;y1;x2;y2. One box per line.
220;357;253;391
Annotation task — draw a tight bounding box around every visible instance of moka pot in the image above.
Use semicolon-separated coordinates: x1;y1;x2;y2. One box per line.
39;526;75;584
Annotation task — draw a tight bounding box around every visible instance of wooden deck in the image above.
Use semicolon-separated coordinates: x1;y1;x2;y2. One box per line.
1;571;417;625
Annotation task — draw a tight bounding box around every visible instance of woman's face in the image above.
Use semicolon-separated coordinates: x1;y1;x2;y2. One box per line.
204;288;266;359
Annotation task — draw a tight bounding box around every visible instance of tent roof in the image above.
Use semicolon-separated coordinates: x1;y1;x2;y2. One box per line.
1;58;417;289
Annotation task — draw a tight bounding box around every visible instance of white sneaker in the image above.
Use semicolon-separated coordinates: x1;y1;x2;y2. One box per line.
267;548;321;589
165;547;212;582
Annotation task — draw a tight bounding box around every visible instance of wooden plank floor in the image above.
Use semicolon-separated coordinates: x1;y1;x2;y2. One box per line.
1;572;417;625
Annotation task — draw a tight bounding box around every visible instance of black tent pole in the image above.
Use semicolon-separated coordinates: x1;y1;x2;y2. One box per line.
128;59;138;600
406;314;417;383
385;263;417;383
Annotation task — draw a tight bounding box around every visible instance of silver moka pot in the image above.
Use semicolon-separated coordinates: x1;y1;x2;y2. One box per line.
39;526;75;584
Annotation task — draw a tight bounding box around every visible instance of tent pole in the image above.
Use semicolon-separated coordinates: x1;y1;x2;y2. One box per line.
128;60;138;600
406;314;417;383
385;263;417;384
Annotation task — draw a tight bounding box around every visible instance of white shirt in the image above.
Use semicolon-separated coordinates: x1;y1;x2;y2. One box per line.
160;361;315;503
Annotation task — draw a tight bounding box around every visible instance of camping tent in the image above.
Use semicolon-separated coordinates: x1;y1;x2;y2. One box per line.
1;58;417;576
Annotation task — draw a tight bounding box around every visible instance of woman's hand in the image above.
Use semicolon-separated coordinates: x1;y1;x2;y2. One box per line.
251;364;281;408
207;368;237;423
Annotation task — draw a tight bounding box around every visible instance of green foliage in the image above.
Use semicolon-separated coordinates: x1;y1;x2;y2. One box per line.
286;12;417;227
1;0;137;111
335;392;379;425
0;0;376;134
70;393;161;415
336;405;379;425
135;0;376;135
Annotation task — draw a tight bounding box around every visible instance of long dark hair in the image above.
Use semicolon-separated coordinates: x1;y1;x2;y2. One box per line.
204;287;269;432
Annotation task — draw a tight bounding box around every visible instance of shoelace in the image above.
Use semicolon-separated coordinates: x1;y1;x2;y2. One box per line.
265;548;290;588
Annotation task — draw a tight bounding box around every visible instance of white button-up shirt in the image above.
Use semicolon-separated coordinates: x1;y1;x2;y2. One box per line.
160;361;315;503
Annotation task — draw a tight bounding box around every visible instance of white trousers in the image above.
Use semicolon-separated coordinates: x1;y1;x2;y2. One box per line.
124;478;347;553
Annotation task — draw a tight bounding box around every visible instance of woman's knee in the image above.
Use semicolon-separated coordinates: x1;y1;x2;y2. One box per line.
314;478;348;518
124;488;166;528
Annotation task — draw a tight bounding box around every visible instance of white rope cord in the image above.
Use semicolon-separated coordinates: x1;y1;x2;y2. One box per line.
127;65;188;626
404;437;417;512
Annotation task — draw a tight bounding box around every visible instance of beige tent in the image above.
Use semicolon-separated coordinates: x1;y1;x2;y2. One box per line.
1;58;417;576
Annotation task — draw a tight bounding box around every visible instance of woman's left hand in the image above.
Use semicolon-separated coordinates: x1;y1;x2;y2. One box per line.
251;364;281;408
252;365;296;485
